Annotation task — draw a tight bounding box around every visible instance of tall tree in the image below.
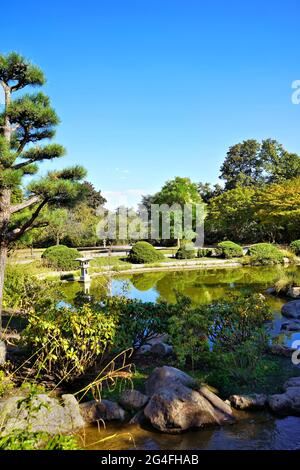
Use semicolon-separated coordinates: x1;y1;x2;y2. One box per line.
0;52;86;324
220;138;300;190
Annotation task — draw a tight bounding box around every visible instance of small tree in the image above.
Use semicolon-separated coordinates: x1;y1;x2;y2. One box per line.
0;52;86;325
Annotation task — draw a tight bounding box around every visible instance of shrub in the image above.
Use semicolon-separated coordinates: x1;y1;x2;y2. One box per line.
175;245;196;259
168;296;209;368
23;304;116;381
198;248;213;258
290;240;300;256
128;242;164;264
274;272;298;294
215;241;243;259
41;245;80;271
207;293;272;351
3;265;60;313
102;296;172;350
248;243;284;265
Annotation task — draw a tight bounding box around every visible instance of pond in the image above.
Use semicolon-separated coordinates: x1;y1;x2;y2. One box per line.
63;265;300;347
62;265;300;450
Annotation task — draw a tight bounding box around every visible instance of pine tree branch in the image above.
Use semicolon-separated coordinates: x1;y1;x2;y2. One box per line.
7;199;48;241
10;196;40;214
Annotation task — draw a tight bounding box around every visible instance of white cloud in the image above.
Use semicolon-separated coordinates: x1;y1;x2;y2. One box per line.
102;189;146;210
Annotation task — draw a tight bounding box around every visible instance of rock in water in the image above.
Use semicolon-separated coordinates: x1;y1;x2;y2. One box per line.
268;377;300;416
282;300;300;319
119;390;149;411
143;366;234;433
0;341;6;365
79;399;125;424
229;394;267;410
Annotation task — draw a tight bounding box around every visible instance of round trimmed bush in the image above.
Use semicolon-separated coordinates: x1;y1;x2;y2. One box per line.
42;245;81;271
176;245;196;259
247;243;284;265
290;240;300;256
216;241;243;259
128;242;164;264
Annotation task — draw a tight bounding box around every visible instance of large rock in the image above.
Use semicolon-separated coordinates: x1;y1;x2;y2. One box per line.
118;390;148;411
229;394;267;410
143;366;234;434
282;300;300;319
268;376;300;416
0;394;85;435
79;399;125;424
0;340;6;365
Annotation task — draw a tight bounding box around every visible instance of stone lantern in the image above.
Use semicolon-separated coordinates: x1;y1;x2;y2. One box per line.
76;257;93;283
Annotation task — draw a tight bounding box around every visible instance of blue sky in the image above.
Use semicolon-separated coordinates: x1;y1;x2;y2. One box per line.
1;0;300;209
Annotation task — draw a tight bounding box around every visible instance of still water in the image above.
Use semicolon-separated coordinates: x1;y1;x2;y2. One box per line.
63;265;300;450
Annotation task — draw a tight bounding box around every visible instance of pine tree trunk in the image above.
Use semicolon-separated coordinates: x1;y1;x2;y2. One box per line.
0;243;8;328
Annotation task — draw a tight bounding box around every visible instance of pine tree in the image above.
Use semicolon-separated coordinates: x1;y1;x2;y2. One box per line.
0;52;86;325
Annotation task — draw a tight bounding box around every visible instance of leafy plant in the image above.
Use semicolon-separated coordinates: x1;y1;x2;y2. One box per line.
175;245;196;259
23;303;116;381
41;245;80;271
128;242;164;264
215;241;244;259
248;243;284;265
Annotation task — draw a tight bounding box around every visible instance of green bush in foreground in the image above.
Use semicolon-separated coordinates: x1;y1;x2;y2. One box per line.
216;241;244;259
128;242;164;264
248;243;284;265
290;240;300;256
42;245;80;271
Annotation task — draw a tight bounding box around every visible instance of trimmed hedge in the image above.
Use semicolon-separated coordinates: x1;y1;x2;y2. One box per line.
42;245;80;271
176;245;196;259
128;242;164;264
198;248;213;258
216;241;243;259
290;240;300;256
247;243;284;265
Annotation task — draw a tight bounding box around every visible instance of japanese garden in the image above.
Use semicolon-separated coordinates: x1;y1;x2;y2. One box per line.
1;25;300;452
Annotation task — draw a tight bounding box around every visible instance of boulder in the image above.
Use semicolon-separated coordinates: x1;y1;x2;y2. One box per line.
266;287;276;296
283;377;300;390
0;394;85;435
282;300;300;319
143;366;234;434
151;342;173;357
118;390;149;411
268;376;300;416
79;399;125;424
229;394;268;410
0;340;6;365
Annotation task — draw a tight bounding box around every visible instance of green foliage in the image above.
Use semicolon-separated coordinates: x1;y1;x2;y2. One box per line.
175;245;196;259
128;241;164;264
23;303;116;380
168;296;208;368
0;371;13;398
207;337;278;397
198;248;213;258
42;245;80;271
102;296;172;350
216;241;243;259
248;243;284;265
207;293;272;351
274;271;298;294
3;264;59;312
290;240;300;256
